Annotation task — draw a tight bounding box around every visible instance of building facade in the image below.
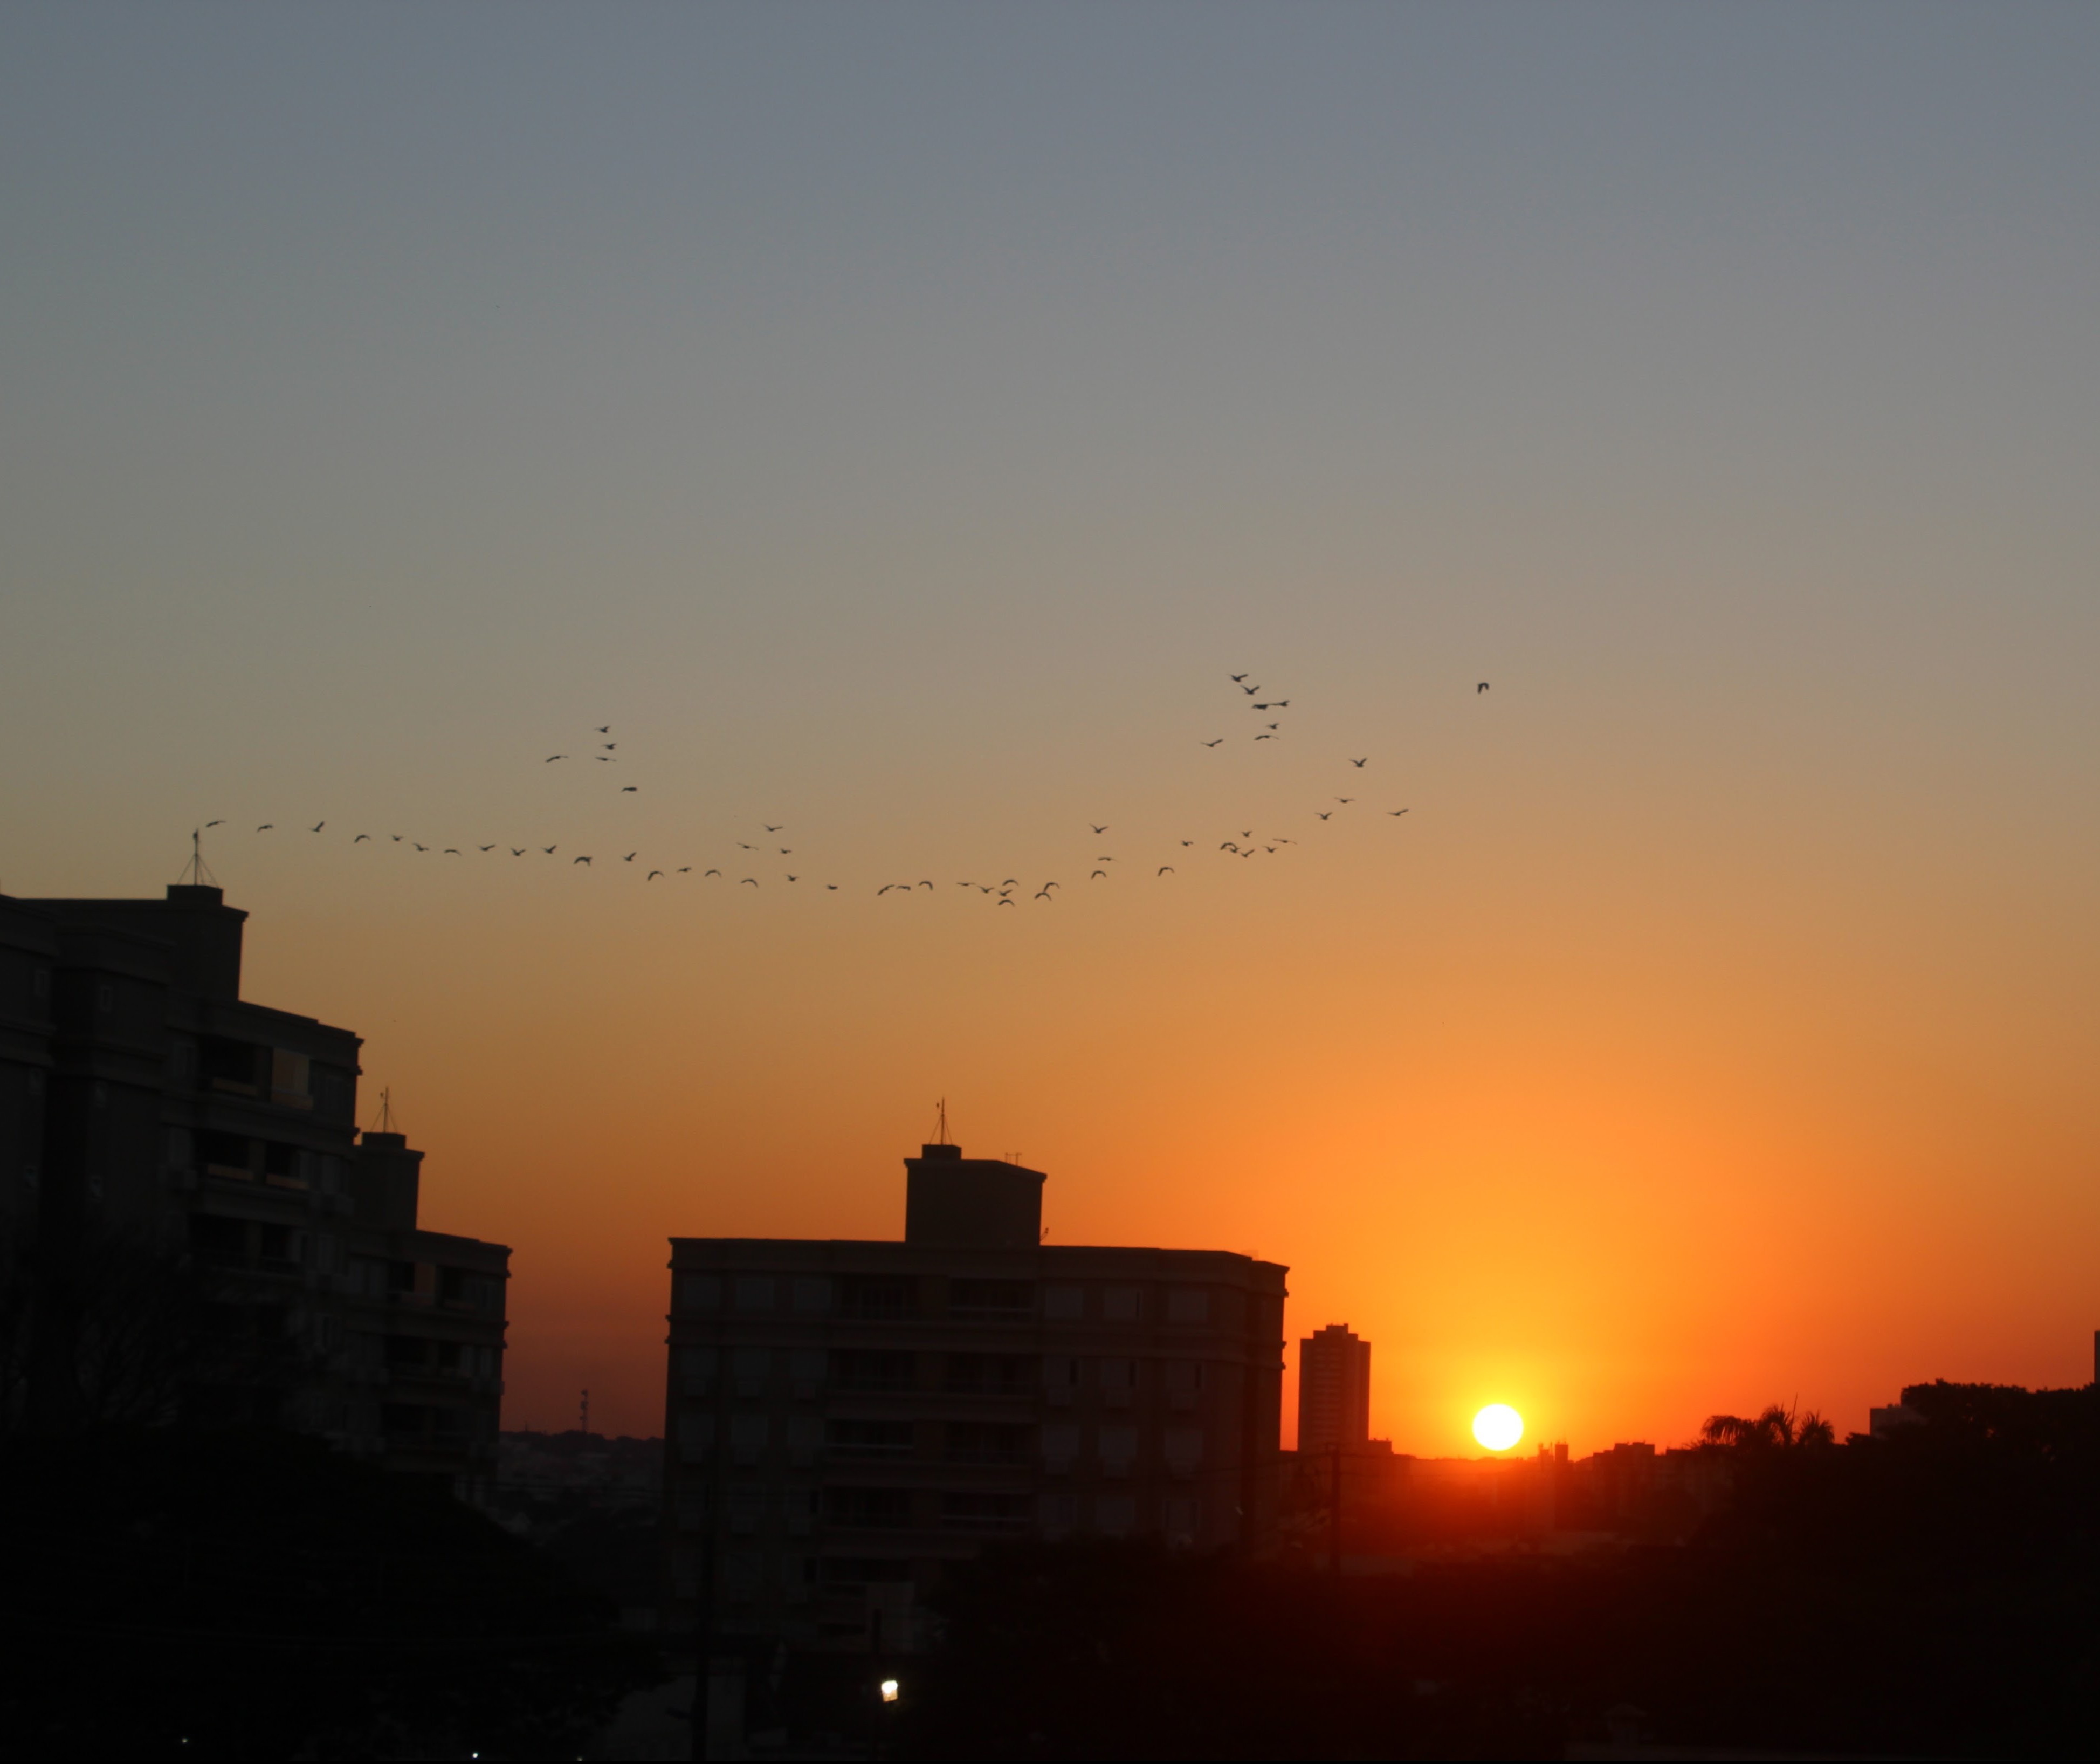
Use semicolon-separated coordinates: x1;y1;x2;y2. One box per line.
662;1142;1288;1649
0;883;507;1493
1297;1322;1372;1456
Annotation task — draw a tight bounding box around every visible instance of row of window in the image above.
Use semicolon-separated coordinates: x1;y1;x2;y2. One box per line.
679;1345;1208;1397
676;1413;1207;1472
174;1039;355;1116
674;1272;1214;1325
177;1127;341;1192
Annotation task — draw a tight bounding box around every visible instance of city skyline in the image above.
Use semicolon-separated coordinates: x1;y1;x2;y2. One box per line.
6;3;2099;1455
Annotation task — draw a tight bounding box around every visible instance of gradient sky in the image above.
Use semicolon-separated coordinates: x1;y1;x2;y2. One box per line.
4;2;2097;1451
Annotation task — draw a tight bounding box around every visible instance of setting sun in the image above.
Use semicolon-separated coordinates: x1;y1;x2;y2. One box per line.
1473;1404;1524;1452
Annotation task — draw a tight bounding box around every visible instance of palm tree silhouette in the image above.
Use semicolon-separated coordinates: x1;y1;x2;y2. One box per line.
1700;1402;1834;1451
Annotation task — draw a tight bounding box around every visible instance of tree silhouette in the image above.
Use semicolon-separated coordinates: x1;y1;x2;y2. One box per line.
1700;1403;1834;1451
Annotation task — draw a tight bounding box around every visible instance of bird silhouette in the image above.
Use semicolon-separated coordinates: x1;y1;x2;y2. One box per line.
573;856;590;865
1241;684;1261;695
1274;700;1290;708
1001;878;1018;887
779;848;791;855
1337;797;1355;804
997;898;1014;907
257;824;273;832
1158;866;1174;876
877;885;894;896
786;875;798;882
1222;842;1239;851
1255;733;1275;741
1265;722;1279;730
354;834;371;843
1180;840;1194;847
1349;757;1368;767
765;825;784;833
1201;738;1224;747
738;843;756;851
1241;832;1253;838
602;742;616;751
1044;881;1060;890
705;869;721;877
542;846;557;855
919;881;933;890
1091;824;1109;834
447;848;465;855
595;756;614;762
648;870;663;880
1253;703;1273;710
624;853;637;862
205;820;224;828
1317;812;1332;820
1230;673;1249;682
1477;682;1489;692
1035;889;1053;901
595;726;610;734
414;843;428;852
1388;808;1409;816
479;844;496;852
741;878;757;886
308;821;325;833
546;755;566;763
621;786;638;793
677;866;691;873
511;848;526;856
827;884;838;890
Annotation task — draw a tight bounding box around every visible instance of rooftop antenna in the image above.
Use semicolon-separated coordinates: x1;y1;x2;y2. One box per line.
175;829;219;889
369;1087;400;1135
934;1097;951;1146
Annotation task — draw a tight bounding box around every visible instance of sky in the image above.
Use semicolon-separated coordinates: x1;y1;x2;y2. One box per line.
3;2;2097;1452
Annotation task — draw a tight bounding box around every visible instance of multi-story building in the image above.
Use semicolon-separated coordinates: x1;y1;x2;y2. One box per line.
662;1141;1289;1650
1296;1322;1372;1456
0;882;507;1494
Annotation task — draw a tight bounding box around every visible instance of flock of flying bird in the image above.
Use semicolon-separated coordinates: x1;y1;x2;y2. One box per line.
197;676;1491;904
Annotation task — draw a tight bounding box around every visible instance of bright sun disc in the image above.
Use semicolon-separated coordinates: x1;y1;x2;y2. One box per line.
1473;1404;1524;1451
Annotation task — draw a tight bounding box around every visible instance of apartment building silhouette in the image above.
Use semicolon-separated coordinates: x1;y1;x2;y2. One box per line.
0;883;506;1492
662;1141;1288;1649
1297;1322;1372;1454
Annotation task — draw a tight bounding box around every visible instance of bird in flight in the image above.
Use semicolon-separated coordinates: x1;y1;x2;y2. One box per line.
786;874;798;882
1316;812;1332;821
542;845;557;855
826;883;838;890
354;834;371;843
1180;840;1194;847
779;848;791;855
705;869;721;877
1349;757;1367;768
621;785;638;793
741;878;757;886
546;755;566;763
205;820;224;828
1477;682;1490;692
1241;684;1261;695
1201;738;1224;747
1230;673;1249;683
1255;733;1275;741
595;725;610;734
1035;889;1054;901
1337;797;1355;804
919;881;934;890
678;866;691;874
997;898;1014;907
414;843;428;852
1158;866;1174;876
1388;808;1409;816
877;884;894;896
624;853;637;862
1221;841;1239;852
445;848;462;855
765;824;784;833
573;855;590;865
479;844;496;852
595;756;614;762
257;824;274;832
511;848;526;856
602;742;616;751
1091;823;1109;834
309;822;326;832
648;870;663;880
738;842;756;852
1253;703;1275;710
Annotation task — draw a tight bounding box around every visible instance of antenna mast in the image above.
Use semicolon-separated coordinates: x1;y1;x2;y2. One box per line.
176;829;219;889
935;1097;949;1145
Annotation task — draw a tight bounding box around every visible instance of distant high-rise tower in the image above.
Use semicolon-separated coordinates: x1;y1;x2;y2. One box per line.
1298;1323;1372;1454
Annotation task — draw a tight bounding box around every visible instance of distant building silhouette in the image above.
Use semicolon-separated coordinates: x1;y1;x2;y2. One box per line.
1297;1323;1371;1455
662;1140;1289;1649
0;884;507;1494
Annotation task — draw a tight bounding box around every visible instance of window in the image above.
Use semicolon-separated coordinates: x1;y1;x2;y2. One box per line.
1167;1360;1203;1408
729;1485;769;1535
1098;1358;1137;1404
1043;1355;1080;1401
837;1276;915;1321
788;1348;826;1395
1094;1493;1137;1535
1098;1425;1138;1472
189;1213;246;1264
257;1224;298;1267
1164;1428;1204;1474
723;1549;764;1598
681;1347;717;1396
1166;1288;1210;1325
1103;1286;1143;1321
263;1141;307;1190
270;1049;312;1109
827;1418;914;1459
941;1492;1031;1533
732;1348;772;1395
734;1276;776;1312
831;1350;915;1393
382;1403;427;1438
792;1276;832;1314
199;1130;251;1180
677;1274;721;1312
787;1416;822;1466
1040;1491;1079;1533
946;1422;1031;1465
678;1414;715;1463
1042;1424;1081;1470
1043;1284;1085;1320
945;1354;1033;1396
825;1488;913;1530
200;1037;260;1095
385;1335;430;1369
347;1255;387;1299
950;1279;1033;1318
730;1415;769;1464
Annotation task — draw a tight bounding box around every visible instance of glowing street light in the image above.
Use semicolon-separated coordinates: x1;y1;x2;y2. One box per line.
880;1678;900;1705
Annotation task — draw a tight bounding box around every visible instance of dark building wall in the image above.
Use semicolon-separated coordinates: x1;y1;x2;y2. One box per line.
0;886;509;1493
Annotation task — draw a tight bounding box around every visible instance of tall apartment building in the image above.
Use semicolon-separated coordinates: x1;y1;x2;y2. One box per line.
1297;1323;1371;1455
663;1142;1289;1649
0;883;507;1493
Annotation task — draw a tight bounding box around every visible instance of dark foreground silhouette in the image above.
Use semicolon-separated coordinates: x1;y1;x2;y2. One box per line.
0;1426;656;1760
902;1383;2100;1760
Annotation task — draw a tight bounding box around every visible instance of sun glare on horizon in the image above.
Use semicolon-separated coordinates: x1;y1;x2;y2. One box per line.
1473;1404;1524;1452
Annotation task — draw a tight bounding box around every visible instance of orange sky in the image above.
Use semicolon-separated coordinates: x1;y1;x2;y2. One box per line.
4;6;2098;1453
